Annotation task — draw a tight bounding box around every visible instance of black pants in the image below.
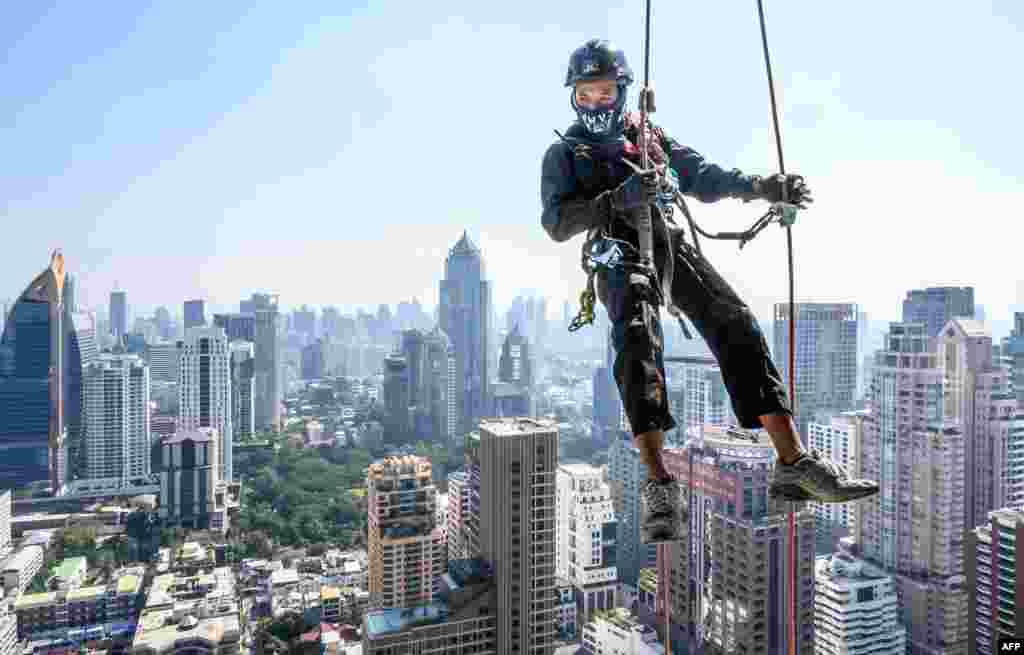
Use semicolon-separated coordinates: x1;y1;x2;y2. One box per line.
599;233;791;433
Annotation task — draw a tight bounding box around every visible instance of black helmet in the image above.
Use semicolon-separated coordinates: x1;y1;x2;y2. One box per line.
564;39;634;88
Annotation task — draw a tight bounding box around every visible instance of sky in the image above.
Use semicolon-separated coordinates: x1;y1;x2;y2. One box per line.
3;1;1023;334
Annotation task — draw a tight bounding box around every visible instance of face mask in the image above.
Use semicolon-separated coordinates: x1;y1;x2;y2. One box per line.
571;83;628;139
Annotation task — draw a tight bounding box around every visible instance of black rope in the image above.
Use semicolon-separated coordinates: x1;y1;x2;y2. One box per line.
753;1;800;654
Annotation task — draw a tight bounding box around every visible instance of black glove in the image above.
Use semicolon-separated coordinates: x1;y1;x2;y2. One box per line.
757;174;813;208
610;168;660;212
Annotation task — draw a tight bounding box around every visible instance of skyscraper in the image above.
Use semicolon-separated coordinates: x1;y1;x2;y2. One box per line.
292;305;317;341
229;342;255;441
82;354;150;484
467;418;559;654
498;323;532;387
183;299;206;330
681;359;736;432
64;308;99;484
937;319;1021;529
814;544;906;655
661;426;816;654
109;290;128;339
145;340;180;383
213;313;255;342
1002;312;1024;406
901;286;975;338
556;462;618;624
855;322;969;653
607;436;656;591
424;327;455;442
493;325;533;418
382;354;410;442
0;252;69;492
366;455;446;609
247;294;281;432
179;327;233;482
965;507;1024;653
773;302;859;435
446;471;470;563
439;231;492;438
806;412;863;552
159;428;232;532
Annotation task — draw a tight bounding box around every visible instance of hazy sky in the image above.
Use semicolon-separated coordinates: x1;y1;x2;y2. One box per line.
3;2;1023;329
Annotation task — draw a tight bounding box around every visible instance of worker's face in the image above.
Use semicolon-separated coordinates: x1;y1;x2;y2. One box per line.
574;79;618;110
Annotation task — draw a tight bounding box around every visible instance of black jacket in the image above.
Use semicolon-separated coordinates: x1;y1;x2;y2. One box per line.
540;120;760;307
541;120;759;244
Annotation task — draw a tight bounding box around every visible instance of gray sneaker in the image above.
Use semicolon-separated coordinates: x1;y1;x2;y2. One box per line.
770;450;879;503
641;478;685;543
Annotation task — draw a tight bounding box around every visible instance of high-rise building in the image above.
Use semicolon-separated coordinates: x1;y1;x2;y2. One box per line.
366;455;446;609
498;323;532;387
681;359;736;432
400;330;428;406
159;428;233;532
81;354;150;484
661;426;816;654
606;436;656;592
300;338;327;380
446;471;470;563
465;418;559;654
966;507;1024;653
806;412;863;552
183;299;206;330
145;340;180;383
109;290;128;339
382;355;411;443
592;365;621;441
938;318;1022;528
292;305;317;340
855;322;970;653
439;231;492;437
581;608;664;654
773;302;859;435
213;313;255;342
64;308;98;485
229;342;255;441
0;252;70;493
1002;312;1024;406
179;327;233;482
424;328;456;442
901;286;975;338
246;294;281;432
556;462;618;624
814;545;906;655
321;306;341;339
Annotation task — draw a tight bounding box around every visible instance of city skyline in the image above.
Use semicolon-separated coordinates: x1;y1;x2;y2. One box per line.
3;3;1023;325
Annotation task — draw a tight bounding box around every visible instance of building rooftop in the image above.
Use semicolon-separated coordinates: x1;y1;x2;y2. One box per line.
3;545;43;571
365;603;448;637
51;556;87;581
588;608;659;638
816;554;889;586
638;568;658;594
477;417;556;436
133;609;240;654
66;585;107;603
164;429;216;445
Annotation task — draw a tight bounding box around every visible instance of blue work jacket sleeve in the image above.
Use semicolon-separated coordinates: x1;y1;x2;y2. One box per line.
663;135;760;204
540;142;613;243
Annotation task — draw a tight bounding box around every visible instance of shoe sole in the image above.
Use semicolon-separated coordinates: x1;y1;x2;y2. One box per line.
769;482;880;503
